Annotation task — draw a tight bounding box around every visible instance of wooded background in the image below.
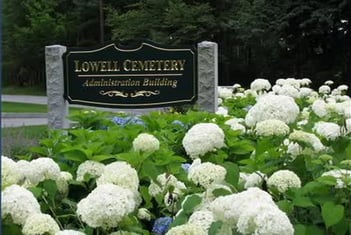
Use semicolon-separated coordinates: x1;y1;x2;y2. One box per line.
2;0;350;89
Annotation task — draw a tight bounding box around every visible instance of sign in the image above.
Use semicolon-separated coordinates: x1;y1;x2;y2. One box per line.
63;41;197;108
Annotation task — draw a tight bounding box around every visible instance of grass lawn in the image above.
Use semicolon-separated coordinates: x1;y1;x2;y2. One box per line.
2;102;48;113
1;102;85;113
1;125;48;158
2;85;46;96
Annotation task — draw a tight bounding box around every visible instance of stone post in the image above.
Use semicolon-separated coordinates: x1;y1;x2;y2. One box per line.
45;45;69;129
197;41;218;112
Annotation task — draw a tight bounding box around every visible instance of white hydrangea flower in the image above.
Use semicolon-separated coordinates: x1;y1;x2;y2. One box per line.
109;231;139;235
272;84;282;94
289;130;325;152
254;119;290;137
56;230;86;235
343;118;351;135
26;157;61;186
218;87;233;99
239;171;266;189
132;133;160;153
276;84;300;98
209;187;276;225
300;78;312;87
148;173;186;197
324;80;334;85
283;139;302;157
313;121;341;141
16;160;33;187
165;223;207;235
2;185;41;225
22;213;60;235
250;78;271;92
96;161;139;193
236;202;294;235
285;78;301;88
245;94;299;127
299;87;313;97
204;183;232;202
218;98;223;105
229;122;246;133
188;210;215;232
267;170;301;193
322;169;351;188
137;208;152;221
216;106;229;116
319;85;331;94
56;171;73;194
1;156;24;189
77;184;139;228
340;100;351;118
337;85;349;92
188;159;226;188
76;160;105;182
311;99;329;117
182;123;225;159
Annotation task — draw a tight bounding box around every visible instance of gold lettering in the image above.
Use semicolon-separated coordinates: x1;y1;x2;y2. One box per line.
178;60;186;71
170;60;178;71
88;61;99;72
123;60;131;71
81;62;89;72
163;60;170;71
74;60;81;72
149;60;156;71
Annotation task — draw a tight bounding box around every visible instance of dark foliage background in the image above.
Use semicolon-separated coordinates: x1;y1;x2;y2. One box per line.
2;0;350;89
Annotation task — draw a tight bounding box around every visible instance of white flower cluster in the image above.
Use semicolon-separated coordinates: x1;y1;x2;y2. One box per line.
188;159;227;188
208;187;293;234
289;130;325;152
188;210;215;232
165;223;207;235
322;169;351;188
132;133;160;152
254;119;290;137
76;184;139;228
218;87;233;99
137;208;152;221
267;170;301;193
313;121;341;140
148;173;186;197
76;160;105;182
1;185;41;225
1;156;23;189
182;123;225;159
56;171;73;195
245;94;300;127
239;171;266;189
27;157;61;186
22;213;60;235
96;161;139;193
318;85;331;94
250;78;272;92
109;231;139;235
56;230;86;235
225;118;246;133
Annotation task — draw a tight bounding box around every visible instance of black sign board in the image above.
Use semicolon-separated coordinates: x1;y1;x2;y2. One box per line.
63;41;197;108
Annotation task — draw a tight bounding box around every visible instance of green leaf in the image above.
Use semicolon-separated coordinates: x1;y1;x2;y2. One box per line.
305;225;324;235
277;200;294;215
223;161;239;186
293;196;315;208
182;194;202;213
27;186;42;198
171;210;188;228
209;221;223;235
317;176;337;186
43;180;58;200
90;154;115;162
294;224;306;235
322;202;344;228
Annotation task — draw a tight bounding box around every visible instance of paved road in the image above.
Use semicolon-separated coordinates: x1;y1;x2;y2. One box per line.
1;95;165;127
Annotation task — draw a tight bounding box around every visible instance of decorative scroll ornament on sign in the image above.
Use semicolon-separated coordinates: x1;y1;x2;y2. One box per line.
99;90;160;98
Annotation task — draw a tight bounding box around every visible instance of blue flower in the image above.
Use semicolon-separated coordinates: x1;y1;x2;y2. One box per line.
181;163;191;173
152;216;173;235
172;120;187;128
112;116;145;127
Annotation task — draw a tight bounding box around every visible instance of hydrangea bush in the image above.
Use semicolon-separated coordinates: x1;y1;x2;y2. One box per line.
2;78;351;235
